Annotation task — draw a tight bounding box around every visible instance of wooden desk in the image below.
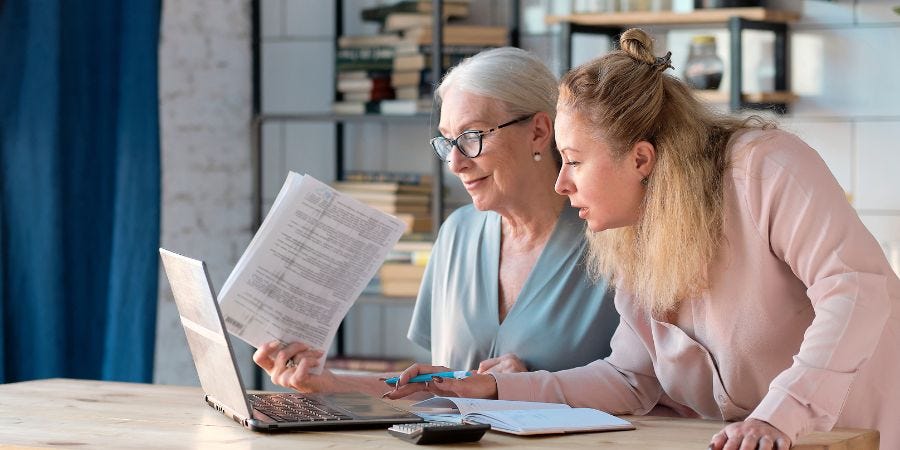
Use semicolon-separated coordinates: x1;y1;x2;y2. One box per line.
0;379;878;449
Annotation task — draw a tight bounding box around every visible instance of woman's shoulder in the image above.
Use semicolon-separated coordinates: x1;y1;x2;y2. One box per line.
728;128;831;182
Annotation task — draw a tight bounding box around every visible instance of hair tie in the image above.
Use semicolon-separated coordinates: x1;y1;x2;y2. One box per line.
652;51;674;72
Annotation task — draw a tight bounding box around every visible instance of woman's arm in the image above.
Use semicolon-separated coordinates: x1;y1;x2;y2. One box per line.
491;310;663;415
739;131;895;440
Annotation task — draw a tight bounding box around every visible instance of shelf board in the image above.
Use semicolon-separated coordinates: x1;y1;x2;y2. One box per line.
694;90;798;104
255;112;431;124
546;7;800;27
357;293;416;306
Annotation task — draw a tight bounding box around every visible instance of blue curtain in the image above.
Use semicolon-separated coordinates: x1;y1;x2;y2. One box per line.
0;0;161;382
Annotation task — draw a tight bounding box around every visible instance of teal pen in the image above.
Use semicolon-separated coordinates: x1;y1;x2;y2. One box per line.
383;370;472;386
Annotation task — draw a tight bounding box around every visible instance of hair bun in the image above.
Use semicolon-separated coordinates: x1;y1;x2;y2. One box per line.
619;28;656;65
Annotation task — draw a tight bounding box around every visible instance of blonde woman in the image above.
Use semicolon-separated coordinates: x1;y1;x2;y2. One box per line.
386;29;900;449
253;47;619;397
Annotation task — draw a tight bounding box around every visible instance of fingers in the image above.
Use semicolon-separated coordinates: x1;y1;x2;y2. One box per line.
285;353;323;392
383;380;429;399
265;342;323;388
477;357;499;374
395;363;451;386
721;433;742;450
478;353;527;374
710;420;790;450
737;434;758;450
709;430;727;450
253;341;281;372
756;436;775;450
381;363;451;399
274;348;323;387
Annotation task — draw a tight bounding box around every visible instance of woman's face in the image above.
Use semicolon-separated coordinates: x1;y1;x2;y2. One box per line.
438;89;537;212
554;108;647;232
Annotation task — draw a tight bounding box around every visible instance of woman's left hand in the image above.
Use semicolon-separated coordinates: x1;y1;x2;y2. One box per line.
476;353;527;374
708;418;791;450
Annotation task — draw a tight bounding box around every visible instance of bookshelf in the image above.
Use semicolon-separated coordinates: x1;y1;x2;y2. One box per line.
548;7;800;113
250;1;521;368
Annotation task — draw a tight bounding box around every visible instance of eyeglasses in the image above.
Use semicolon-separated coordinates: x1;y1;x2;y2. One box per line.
430;114;534;162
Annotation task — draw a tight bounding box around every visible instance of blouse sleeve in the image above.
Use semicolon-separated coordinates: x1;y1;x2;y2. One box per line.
406;245;436;351
493;293;663;415
739;131;894;439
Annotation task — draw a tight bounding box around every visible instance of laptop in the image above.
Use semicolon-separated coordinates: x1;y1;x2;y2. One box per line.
158;248;423;432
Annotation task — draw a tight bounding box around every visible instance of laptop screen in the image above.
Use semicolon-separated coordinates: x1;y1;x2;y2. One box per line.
159;249;254;419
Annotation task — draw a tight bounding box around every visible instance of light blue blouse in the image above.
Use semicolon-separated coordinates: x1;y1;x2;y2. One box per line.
407;204;619;372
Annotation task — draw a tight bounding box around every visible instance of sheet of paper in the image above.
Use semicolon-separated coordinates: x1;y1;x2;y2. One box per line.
218;172;406;373
411;396;570;416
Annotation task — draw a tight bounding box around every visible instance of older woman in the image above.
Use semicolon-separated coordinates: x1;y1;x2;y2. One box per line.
253;47;619;396
386;30;900;449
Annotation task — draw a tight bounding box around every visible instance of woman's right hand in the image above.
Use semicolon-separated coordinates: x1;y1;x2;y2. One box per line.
252;340;337;393
382;363;499;400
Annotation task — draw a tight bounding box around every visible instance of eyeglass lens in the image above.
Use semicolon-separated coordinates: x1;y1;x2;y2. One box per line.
433;131;482;161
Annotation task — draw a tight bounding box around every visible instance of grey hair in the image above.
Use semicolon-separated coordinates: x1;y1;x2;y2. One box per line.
435;47;558;124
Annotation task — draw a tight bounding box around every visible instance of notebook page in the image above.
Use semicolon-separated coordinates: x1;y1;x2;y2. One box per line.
465;408;634;435
411;396;570;416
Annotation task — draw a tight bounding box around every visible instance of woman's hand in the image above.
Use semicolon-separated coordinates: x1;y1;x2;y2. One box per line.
477;353;527;374
252;341;336;393
708;418;791;450
382;363;499;400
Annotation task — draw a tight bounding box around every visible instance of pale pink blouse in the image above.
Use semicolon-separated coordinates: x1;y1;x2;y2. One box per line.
493;129;900;447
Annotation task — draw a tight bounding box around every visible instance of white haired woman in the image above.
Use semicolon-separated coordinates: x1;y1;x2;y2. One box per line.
253;47;620;397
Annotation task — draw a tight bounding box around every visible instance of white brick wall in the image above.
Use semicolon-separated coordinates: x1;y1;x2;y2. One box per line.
156;0;256;385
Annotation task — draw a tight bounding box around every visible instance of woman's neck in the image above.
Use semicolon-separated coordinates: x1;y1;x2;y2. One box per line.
497;191;566;247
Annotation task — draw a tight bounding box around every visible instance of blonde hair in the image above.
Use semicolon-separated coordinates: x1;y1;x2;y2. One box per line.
436;47;561;166
559;28;771;316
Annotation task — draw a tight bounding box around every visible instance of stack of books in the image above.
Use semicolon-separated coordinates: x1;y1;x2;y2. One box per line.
334;0;508;115
379;240;433;298
334;170;436;298
332;178;433;235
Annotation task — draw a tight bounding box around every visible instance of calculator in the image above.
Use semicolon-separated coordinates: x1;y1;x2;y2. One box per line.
387;421;490;445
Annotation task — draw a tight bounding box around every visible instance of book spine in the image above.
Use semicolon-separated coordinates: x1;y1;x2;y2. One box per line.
343;171;433;185
336;46;397;71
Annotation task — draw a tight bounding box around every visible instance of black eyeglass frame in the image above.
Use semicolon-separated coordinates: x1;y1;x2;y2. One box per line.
430;114;535;162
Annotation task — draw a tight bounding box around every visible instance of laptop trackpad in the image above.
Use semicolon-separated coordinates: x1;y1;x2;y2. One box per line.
321;392;415;419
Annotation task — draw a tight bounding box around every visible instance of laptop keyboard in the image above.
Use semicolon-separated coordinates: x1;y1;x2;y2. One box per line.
249;393;352;422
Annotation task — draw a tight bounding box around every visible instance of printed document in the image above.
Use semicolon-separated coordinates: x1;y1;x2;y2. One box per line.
218;172;406;373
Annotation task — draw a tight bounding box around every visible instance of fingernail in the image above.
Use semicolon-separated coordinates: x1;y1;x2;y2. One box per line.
381;391;391;398
432;376;443;383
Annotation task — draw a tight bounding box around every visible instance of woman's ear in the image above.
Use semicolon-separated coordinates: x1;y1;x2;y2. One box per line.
631;140;656;179
530;111;554;152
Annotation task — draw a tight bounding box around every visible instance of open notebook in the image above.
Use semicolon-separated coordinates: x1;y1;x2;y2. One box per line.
410;397;635;436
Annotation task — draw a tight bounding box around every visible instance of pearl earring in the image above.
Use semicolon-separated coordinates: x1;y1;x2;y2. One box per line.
533;152;542;162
